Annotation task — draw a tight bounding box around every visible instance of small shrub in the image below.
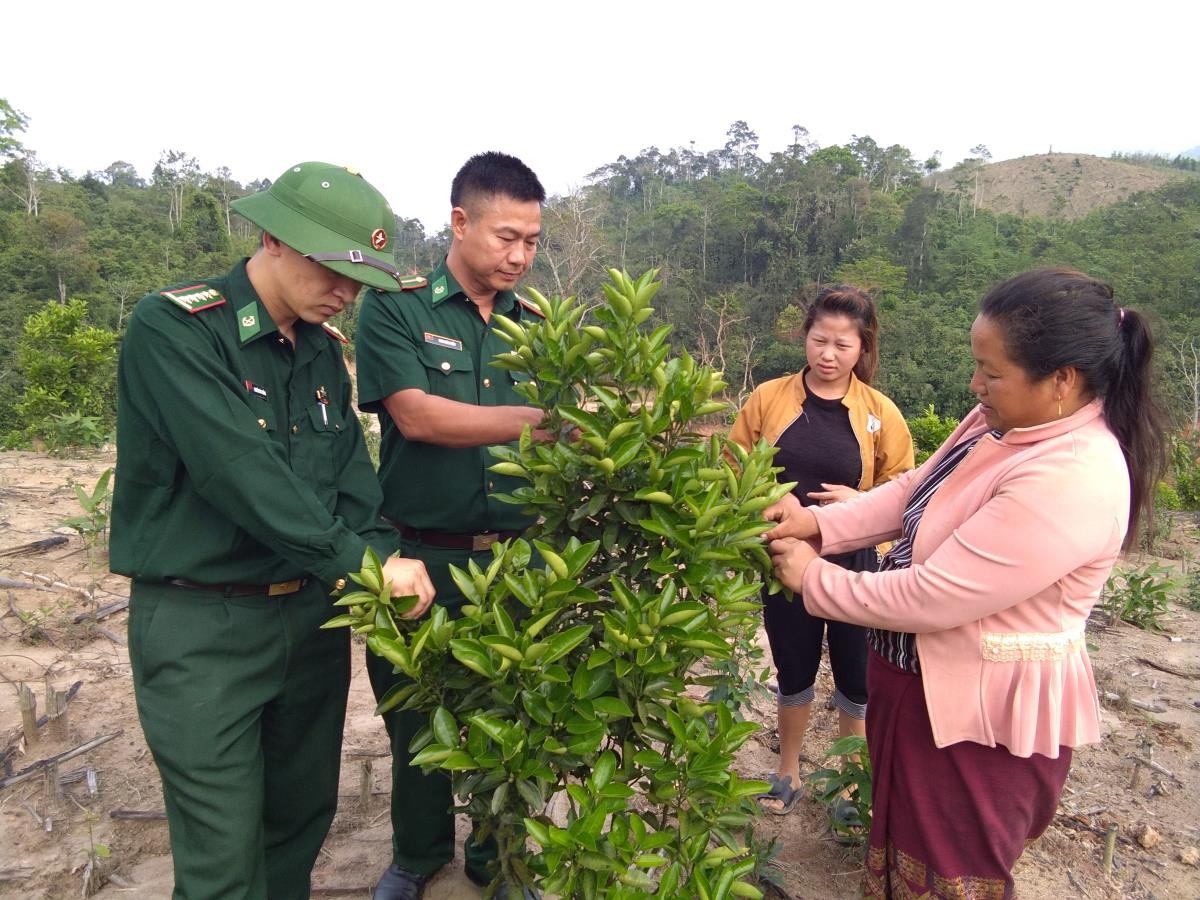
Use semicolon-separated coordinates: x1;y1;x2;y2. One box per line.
11;299;117;447
807;735;872;845
44;412;109;454
1139;486;1177;552
62;468;113;571
1102;563;1176;630
1182;571;1200;612
906;404;959;464
1170;434;1200;510
1155;481;1182;512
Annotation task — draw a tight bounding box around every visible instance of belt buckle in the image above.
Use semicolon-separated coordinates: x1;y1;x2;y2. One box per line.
471;533;500;552
268;579;302;596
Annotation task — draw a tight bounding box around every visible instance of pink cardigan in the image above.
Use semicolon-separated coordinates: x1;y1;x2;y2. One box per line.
803;399;1128;758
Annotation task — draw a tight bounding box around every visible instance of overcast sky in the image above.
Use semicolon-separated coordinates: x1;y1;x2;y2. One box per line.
3;0;1193;231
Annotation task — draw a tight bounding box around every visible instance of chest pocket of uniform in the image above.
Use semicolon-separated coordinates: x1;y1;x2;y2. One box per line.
307;403;345;434
296;402;346;510
418;343;475;402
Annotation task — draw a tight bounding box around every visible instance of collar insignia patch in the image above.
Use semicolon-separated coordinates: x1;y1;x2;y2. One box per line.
237;302;261;341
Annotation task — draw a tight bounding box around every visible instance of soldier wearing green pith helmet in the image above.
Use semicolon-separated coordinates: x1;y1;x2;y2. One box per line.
111;162;436;900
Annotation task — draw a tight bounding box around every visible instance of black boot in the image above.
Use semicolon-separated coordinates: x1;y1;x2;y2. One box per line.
372;864;427;900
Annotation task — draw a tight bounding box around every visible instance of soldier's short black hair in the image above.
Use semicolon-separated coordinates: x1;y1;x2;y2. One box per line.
451;152;545;211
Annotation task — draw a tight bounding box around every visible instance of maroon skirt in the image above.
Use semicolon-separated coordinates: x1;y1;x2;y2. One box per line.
862;650;1071;899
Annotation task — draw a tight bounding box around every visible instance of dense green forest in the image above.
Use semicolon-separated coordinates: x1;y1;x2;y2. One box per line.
2;103;1198;454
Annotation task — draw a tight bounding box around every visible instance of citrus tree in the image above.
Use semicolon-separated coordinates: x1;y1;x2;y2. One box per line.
331;269;791;898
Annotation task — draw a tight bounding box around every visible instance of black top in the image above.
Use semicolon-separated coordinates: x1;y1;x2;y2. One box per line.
774;376;861;567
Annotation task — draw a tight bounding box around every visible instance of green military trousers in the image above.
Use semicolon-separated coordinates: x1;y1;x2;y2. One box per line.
129;579;350;900
365;541;498;884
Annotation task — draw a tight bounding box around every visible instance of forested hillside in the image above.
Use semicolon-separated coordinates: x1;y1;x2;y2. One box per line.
2;108;1198;450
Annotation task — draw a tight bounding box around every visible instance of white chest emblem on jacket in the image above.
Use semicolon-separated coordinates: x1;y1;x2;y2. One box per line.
866;413;881;434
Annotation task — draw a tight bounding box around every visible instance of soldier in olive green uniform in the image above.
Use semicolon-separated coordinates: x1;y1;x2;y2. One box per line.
355;152;547;900
111;162;435;900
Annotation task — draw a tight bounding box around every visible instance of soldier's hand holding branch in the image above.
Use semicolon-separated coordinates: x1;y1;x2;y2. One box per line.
382;556;436;619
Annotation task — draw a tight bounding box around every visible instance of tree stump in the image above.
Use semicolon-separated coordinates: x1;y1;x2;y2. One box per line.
19;683;37;747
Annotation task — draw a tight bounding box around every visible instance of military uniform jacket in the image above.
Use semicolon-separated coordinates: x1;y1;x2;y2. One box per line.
356;258;539;533
110;259;394;586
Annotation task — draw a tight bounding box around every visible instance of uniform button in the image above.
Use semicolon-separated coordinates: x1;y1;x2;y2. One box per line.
257;418;268;429
440;361;451;372
291;424;300;434
482;378;492;388
277;337;286;345
334;578;347;591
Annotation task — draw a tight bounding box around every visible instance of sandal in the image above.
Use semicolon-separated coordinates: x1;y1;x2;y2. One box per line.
757;773;801;816
829;797;866;844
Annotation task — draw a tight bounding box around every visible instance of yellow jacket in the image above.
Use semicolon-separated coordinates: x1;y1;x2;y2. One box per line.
729;369;914;491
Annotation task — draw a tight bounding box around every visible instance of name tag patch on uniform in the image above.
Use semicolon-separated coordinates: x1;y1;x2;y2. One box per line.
424;332;463;351
866;413;882;434
244;380;268;400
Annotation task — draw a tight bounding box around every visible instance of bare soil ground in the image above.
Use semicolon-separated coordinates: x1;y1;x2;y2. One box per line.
1;449;1198;899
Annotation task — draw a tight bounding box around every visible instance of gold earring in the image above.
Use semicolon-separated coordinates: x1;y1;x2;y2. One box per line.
1057;400;1063;418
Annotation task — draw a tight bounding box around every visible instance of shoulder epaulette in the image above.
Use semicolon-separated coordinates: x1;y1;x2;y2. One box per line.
160;284;226;314
322;323;350;344
516;294;545;318
398;274;427;290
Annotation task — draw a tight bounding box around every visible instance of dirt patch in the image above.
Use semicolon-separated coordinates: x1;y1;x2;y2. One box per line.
930;153;1194;220
1;449;1198;898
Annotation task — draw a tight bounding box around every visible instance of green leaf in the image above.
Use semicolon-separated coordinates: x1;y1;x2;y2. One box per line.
374;682;418;716
468;714;509;744
523;817;551;847
432;707;458;747
520;691;554;726
448;564;481;604
439;751;478;771
410;744;454;767
591;696;633;718
516;778;546;809
729;778;773;799
589;750;617;791
540;624;593;665
557;405;605;434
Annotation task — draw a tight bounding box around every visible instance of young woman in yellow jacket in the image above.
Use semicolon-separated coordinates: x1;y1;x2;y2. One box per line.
729;284;913;816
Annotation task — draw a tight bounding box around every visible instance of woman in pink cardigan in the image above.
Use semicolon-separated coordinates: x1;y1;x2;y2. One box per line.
766;268;1167;899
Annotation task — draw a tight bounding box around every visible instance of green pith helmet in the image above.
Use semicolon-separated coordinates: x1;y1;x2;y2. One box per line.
230;161;403;290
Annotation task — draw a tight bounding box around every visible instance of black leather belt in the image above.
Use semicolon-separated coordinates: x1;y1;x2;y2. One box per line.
388;520;521;552
165;577;308;596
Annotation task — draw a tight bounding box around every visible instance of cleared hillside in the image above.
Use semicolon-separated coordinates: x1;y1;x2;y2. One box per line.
932;153;1193;220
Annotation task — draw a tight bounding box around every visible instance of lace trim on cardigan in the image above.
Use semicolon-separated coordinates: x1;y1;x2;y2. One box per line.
980;627;1085;662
